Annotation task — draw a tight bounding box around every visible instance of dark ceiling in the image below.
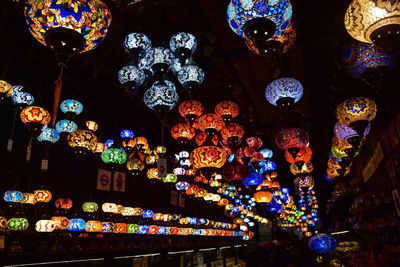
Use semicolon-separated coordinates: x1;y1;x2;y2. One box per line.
1;0;399;217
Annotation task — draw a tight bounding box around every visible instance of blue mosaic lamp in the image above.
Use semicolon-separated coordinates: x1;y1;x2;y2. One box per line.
60;99;83;117
55;119;77;134
38;127;60;143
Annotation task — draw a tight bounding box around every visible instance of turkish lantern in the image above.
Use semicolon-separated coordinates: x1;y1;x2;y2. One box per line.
171;122;196;145
221;123;244;146
197;114;224;136
275;128;309;159
178;100;204;123
254;191;273;203
20;106;51;138
215;101;239;122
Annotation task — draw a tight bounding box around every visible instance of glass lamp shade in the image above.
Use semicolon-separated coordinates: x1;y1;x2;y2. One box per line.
132;208;144;216
284;146;312;164
196;131;219;146
82;202;98;213
171;58;189;75
336;97;377;136
3;191;23;203
170;32;198;58
11;89;34;108
118;64;145;89
101;222;115;233
67;218;86;231
173;167;186;176
55;120;77;133
120;129;134;140
195;188;208;198
122;207;135;216
162;173;178;183
175;181;190;191
145;47;175;75
186;184;200;195
144;80;179;113
85;220;102;232
142;210;154;219
334;121;371;141
254;190;273;203
51;216;69;230
38;127;60;143
102;203;117;213
35;220;55;232
227;0;292;38
260;149;273;159
190;146;227;171
60;99;83;116
246;137;263;149
294;175;314;190
178;100;204;122
0;80;13;100
222;162;249;183
21;193;36;204
265;77;303;107
344;0;400;52
342;42;394;79
171;123;196;144
275;128;309;150
245;22;296;55
147;168;160;179
128;224;140;234
215;101;240;123
221;123;245;142
101;148;128;165
138;225;150;234
24;0;112;59
243;173;263;187
67;129;98;154
290;161;313;175
308;234;337;253
177;64;205;91
20;106;51;136
260;160;277;172
123;32;152;56
55;198;73;210
86;121;98;132
7;218;29;231
92;142;107;153
34;190;52;203
198;114;225;135
114;223;128;234
127;158;145;174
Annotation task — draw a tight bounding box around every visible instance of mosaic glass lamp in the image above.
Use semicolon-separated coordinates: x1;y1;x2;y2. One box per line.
215;101;240;122
179;100;204;123
144;80;179;113
60;99;83;117
171;123;196;145
67;129;98;156
143;47;175;76
197;114;224;136
101;147;128;165
118;64;146;90
0;80;13;100
169;32;197;61
177;64;205;92
38;127;60;143
25;0;112;61
123;32;152;58
265;77;303;107
20;106;51;137
345;0;400;53
55;119;77;134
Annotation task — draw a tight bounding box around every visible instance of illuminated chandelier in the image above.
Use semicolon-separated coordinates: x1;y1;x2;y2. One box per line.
143;80;179;114
344;0;400;53
265;77;303;107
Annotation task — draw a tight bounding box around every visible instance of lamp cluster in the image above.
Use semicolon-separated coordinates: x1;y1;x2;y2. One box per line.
119;32;204;114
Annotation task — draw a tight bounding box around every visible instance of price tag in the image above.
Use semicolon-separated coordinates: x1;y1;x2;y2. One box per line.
41;159;49;171
7;139;13;152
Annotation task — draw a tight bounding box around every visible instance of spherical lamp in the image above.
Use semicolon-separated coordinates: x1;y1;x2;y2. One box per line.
275;128;309;159
0;80;13;100
190;146;227;176
215;101;240;122
197;114;224;136
67;129;98;156
101;147;128;166
344;0;400;53
144;47;175;76
20;106;51;138
123;32;152;59
336;97;377;136
118;64;146;90
265;77;303;107
24;0;112;62
177;64;205;92
178;100;204;123
38;127;60;143
144;80;179;113
221;123;245;145
60;99;83;118
171;123;196;145
55;119;77;134
169;32;197;61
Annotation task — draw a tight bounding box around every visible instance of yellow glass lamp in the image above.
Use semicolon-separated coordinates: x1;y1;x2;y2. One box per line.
0;80;13;100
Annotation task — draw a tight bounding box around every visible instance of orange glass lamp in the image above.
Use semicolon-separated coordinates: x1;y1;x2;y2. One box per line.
92;142;107;154
34;190;52;203
284;146;312;170
254;191;273;203
215;101;240;122
21;193;36;205
290;161;313;175
171;123;196;145
147;168;161;180
134;136;148;151
178;100;204;123
55;198;73;210
197;114;224;136
114;223;128;234
67;129;98;156
85;220;102;232
221;123;245;145
186;184;200;195
51;216;69;230
20;106;51;137
336;97;377;136
0;80;13;100
86;121;98;132
190;146;227;177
